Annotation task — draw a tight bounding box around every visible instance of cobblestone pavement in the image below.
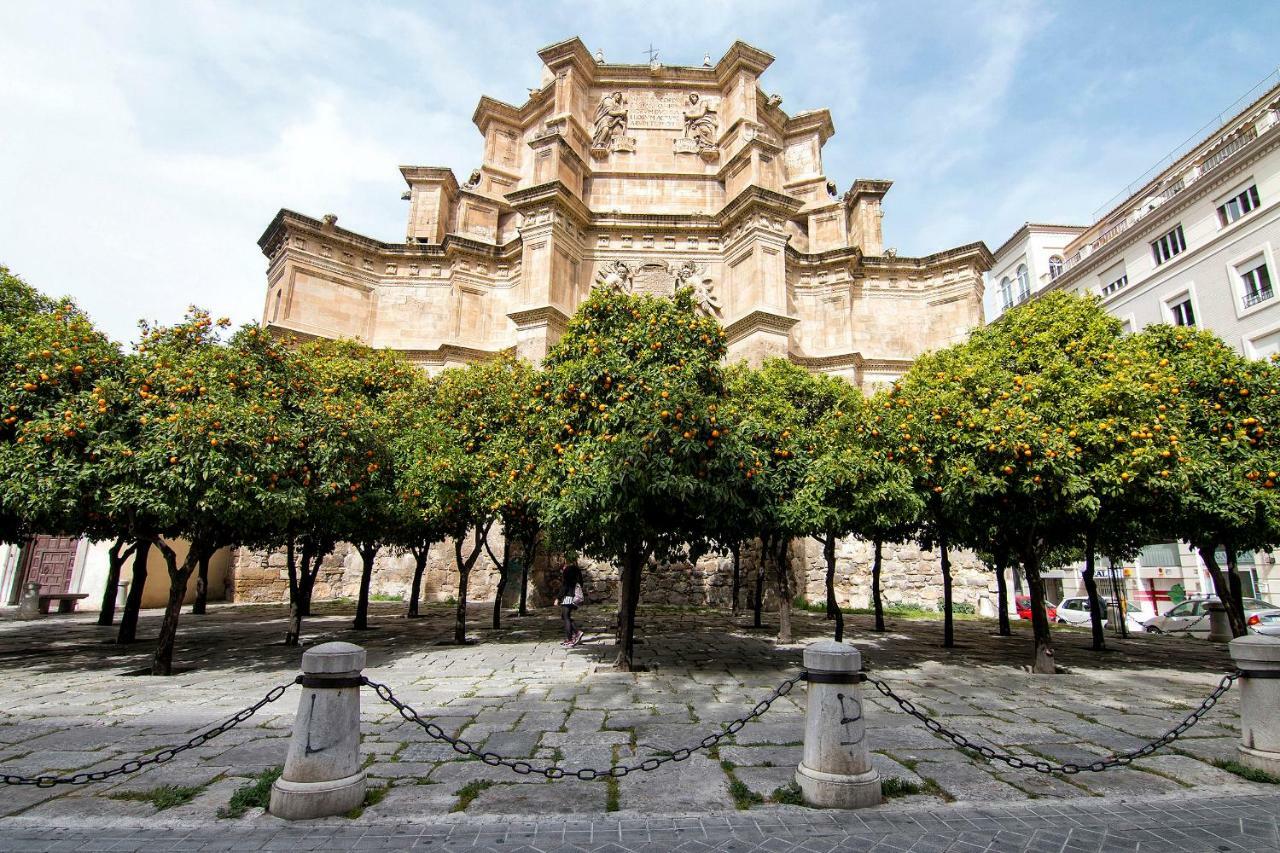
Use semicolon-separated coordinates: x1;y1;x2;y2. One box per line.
0;599;1274;849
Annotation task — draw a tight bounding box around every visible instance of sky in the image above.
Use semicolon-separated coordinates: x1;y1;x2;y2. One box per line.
2;1;1278;343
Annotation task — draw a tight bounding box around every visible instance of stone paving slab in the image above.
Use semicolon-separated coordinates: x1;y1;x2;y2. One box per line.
0;601;1272;827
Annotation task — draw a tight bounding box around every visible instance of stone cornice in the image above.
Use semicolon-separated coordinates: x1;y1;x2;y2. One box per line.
717;185;805;228
536;37;596;78
507;305;572;330
844;179;893;206
258;209;523;263
471;96;523;133
990;222;1087;261
504;180;594;227
723;309;800;343
401;343;511;366
714;40;774;85
784;109;835;145
399;166;459;191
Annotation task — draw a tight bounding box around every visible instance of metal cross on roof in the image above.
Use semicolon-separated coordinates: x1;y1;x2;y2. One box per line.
644;44;659;64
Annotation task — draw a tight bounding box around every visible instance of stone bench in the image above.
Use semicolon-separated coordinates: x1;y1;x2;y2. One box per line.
37;593;88;614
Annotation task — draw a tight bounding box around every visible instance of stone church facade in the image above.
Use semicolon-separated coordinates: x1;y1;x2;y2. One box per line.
233;38;995;615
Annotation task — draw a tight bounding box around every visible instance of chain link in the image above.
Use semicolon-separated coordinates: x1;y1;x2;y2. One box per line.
362;672;804;780
867;670;1239;775
1;681;295;787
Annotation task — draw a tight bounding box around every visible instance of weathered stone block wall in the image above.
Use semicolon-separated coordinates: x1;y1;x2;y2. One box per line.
230;534;992;615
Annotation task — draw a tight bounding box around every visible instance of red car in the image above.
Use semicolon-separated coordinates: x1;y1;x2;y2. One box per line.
1015;595;1057;622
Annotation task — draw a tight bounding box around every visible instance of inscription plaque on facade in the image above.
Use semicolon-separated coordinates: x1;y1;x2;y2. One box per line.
627;91;687;130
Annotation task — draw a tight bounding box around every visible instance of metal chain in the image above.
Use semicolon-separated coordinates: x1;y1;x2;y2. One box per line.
1;681;295;787
867;670;1239;775
362;672;804;780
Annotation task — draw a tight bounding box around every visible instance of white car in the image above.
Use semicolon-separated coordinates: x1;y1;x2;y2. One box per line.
1143;597;1280;637
1055;597;1146;633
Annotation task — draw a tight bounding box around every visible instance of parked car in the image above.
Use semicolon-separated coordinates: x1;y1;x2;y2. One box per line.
1015;595;1057;622
1252;611;1280;637
1055;596;1146;633
1143;596;1280;637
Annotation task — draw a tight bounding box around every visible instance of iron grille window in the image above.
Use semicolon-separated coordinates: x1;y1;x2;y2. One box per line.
1218;185;1260;227
1240;260;1274;308
1152;225;1186;266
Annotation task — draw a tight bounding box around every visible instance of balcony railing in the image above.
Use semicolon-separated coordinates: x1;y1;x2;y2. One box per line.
1139;542;1182;568
1057;120;1268;279
1243;287;1275;309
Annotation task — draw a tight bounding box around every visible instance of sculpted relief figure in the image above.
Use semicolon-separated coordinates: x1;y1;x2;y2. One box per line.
592;91;628;149
594;260;634;293
682;93;719;150
670;260;721;317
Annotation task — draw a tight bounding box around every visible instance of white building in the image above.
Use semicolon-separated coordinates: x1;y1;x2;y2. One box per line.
983;223;1084;321
994;72;1280;618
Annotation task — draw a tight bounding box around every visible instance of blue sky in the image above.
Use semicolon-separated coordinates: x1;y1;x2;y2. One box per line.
2;1;1278;342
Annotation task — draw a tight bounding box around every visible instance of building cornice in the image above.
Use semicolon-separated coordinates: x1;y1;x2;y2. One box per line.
989;222;1087;261
723;309;800;344
1046;127;1280;291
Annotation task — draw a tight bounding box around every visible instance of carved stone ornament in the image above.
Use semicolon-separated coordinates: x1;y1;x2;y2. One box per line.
463;169;482;189
594;259;635;293
591;91;631;158
671;261;721;317
676;92;719;161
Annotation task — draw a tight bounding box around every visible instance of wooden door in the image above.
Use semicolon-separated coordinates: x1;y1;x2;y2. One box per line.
22;535;79;593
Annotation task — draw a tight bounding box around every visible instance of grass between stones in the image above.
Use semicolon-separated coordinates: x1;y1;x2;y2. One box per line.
719;759;764;810
771;782;804;805
109;783;206;811
344;783;390;819
218;766;281;819
880;776;923;798
1214;759;1280;784
605;744;620;812
452;779;493;812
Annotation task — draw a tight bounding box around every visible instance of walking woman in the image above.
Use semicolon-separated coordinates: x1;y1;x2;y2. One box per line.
559;559;585;647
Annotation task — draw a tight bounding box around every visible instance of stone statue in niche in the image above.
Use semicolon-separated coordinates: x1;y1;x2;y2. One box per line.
591;92;631;157
594;260;635;293
675;93;719;161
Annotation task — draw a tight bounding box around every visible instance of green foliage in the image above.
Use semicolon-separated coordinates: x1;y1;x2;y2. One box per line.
452;779;494;811
770;781;805;805
881;776;923;798
109;783;205;810
220;766;282;818
344;782;391;819
1213;759;1279;784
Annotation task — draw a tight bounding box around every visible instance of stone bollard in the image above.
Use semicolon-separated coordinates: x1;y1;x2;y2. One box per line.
16;582;41;620
795;640;880;808
270;642;367;820
1206;602;1232;643
1228;635;1280;777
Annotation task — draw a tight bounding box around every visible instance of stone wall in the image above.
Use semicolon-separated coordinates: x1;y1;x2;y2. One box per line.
229;534;993;615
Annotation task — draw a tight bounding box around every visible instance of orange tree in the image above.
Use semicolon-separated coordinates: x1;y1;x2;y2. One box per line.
294;338;416;633
723;359;846;644
895;293;1180;672
385;373;452;620
1141;324;1280;637
0;267;129;619
460;355;550;629
798;387;922;637
541;288;738;670
94;312;297;674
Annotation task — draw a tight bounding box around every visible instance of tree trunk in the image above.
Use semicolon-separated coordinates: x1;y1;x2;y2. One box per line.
823;534;844;643
353;542;378;630
775;538;793;645
117;540;152;644
872;538;885;632
284;538;308;646
191;551;210;615
491;538;510;630
1082;532;1106;651
729;542;742;616
940;533;954;648
97;537;135;626
1225;549;1248;632
150;539;199;676
752;538;766;628
615;545;644;671
1199;545;1248;638
407;545;429;618
452;524;490;645
1023;551;1056;674
518;542;531;617
995;558;1011;637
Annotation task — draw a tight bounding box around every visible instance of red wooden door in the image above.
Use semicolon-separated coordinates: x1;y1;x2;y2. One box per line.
23;535;79;593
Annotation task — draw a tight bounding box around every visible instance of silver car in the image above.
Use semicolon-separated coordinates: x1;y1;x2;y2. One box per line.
1250;611;1280;637
1143;596;1280;637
